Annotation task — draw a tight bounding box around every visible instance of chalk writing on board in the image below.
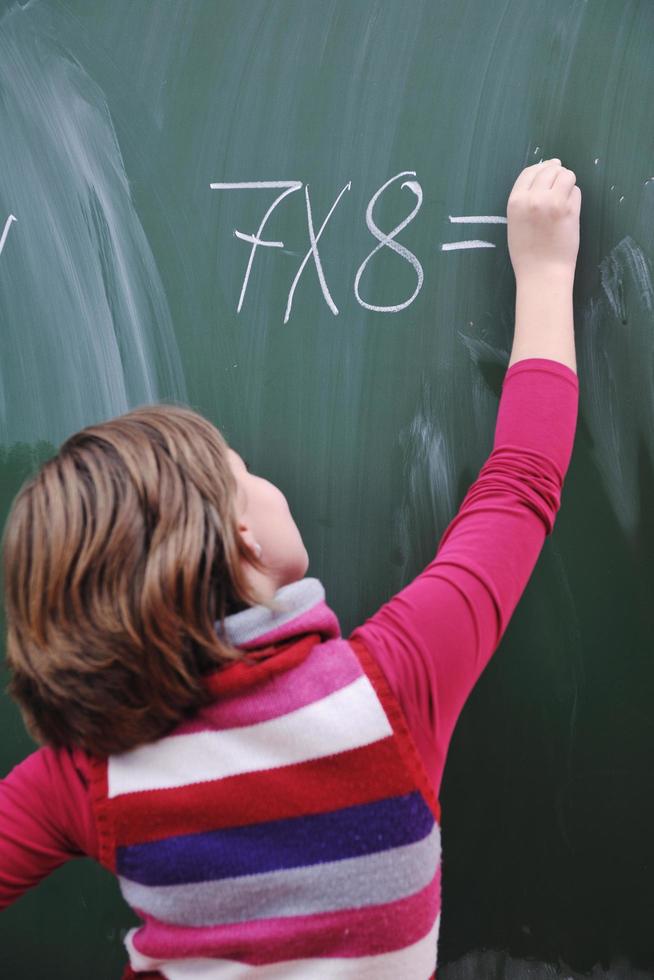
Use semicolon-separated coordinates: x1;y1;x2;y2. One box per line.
354;171;424;313
210;178;507;320
209;181;303;313
442;214;508;251
284;182;352;324
0;214;17;257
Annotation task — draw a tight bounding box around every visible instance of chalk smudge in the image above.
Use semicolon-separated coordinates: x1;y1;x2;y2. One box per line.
580;236;654;534
441;950;651;979
600;235;654;321
395;382;457;582
0;4;186;446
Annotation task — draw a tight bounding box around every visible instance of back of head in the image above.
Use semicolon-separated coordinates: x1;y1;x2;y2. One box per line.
1;403;259;757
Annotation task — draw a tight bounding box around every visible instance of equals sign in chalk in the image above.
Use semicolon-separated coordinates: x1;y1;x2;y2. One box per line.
441;214;507;251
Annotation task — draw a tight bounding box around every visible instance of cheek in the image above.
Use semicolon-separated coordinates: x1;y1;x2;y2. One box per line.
275;487;295;527
249;477;302;550
254;481;291;534
269;486;301;542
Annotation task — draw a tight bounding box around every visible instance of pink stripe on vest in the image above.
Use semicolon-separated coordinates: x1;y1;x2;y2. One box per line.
176;638;362;734
131;871;441;965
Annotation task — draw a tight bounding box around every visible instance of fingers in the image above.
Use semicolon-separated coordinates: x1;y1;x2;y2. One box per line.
530;161;565;190
551;168;578;197
511;158;580;207
511;158;561;194
569;184;582;210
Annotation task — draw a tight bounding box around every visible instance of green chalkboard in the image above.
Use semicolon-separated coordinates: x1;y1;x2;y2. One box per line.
1;1;654;977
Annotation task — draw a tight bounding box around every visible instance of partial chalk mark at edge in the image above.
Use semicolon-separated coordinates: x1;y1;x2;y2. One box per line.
0;214;17;256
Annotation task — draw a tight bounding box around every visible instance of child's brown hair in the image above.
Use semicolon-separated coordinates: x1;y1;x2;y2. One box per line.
1;403;261;757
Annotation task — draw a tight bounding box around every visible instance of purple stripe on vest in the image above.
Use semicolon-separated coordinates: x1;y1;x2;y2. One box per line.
119;824;441;926
117;791;434;887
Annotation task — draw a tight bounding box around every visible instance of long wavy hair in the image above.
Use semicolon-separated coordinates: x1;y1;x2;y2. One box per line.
1;403;262;756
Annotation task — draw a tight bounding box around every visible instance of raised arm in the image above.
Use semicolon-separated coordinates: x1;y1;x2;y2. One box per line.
351;160;581;793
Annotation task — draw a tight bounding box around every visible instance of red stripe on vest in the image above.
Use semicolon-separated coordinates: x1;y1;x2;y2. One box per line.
203;632;320;696
111;734;415;846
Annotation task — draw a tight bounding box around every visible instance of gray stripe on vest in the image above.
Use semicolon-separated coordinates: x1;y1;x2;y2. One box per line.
215;577;325;646
119;822;441;927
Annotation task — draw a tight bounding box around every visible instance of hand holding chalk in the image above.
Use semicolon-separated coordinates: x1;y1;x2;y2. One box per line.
506;158;581;285
506;158;580;372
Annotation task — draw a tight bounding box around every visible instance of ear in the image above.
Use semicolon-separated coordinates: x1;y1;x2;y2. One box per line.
236;523;262;561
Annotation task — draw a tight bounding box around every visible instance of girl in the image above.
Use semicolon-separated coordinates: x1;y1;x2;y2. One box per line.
0;158;580;978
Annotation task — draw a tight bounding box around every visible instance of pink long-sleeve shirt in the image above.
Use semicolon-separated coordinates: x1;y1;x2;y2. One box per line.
0;357;578;910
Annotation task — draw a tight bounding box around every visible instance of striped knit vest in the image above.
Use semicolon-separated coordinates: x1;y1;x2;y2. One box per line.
88;579;442;979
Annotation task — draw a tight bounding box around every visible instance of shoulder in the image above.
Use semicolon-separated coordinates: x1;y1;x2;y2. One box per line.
2;744;98;858
4;743;91;789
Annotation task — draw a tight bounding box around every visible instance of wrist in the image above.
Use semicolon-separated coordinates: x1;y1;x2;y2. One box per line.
511;268;577;374
515;266;575;294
